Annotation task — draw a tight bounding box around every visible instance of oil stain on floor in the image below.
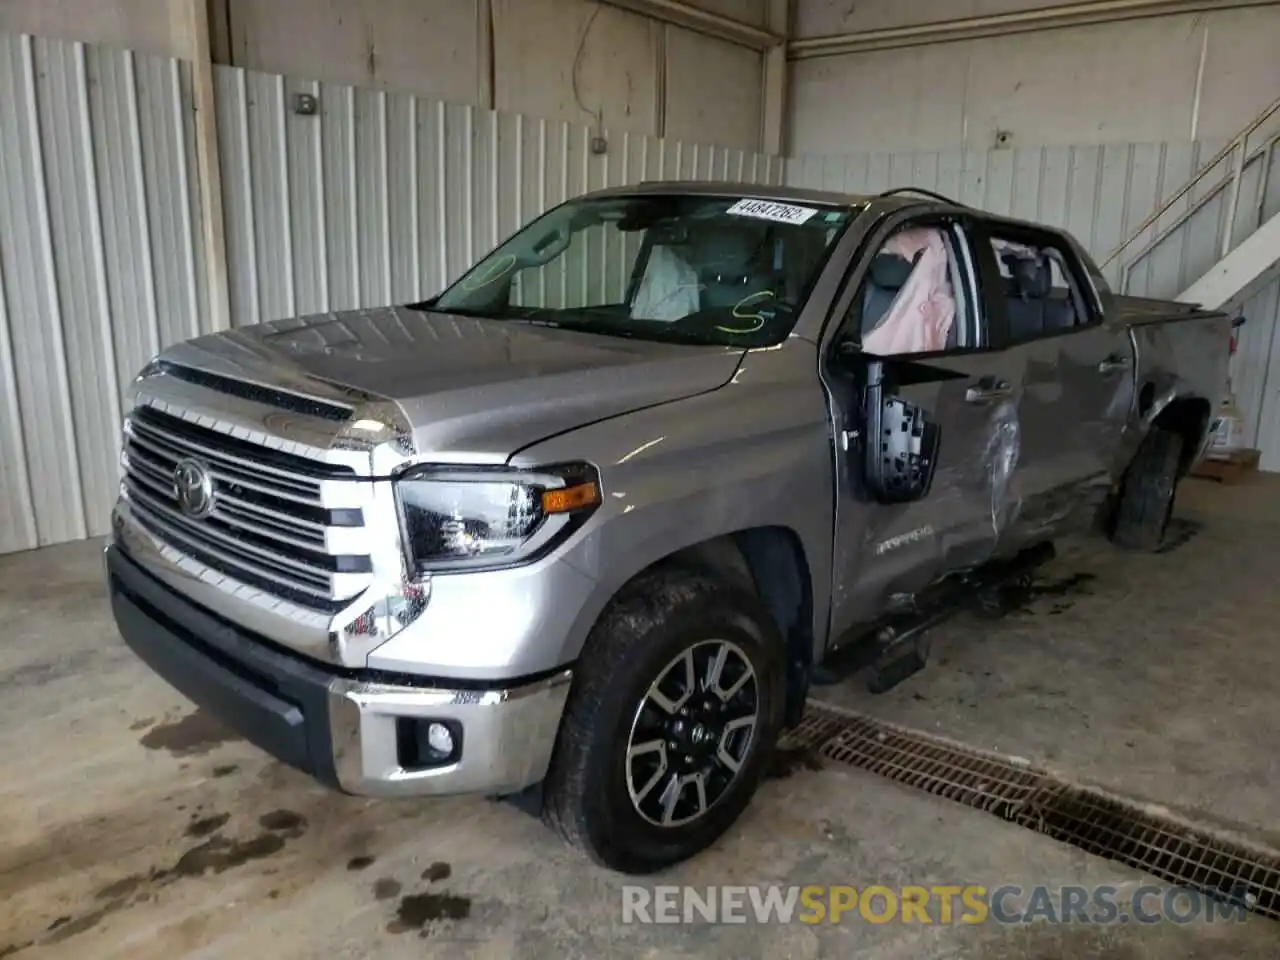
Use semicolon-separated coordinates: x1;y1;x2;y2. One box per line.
768;745;824;779
984;571;1097;617
35;807;310;949
388;891;472;934
1157;517;1203;554
186;813;231;838
374;860;472;938
138;710;241;757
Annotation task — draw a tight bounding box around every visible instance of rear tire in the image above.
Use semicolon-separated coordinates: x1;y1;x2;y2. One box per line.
542;568;785;874
1110;426;1184;552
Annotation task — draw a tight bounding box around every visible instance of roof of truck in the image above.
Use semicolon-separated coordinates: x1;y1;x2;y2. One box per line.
580;179;906;211
576;181;1122;274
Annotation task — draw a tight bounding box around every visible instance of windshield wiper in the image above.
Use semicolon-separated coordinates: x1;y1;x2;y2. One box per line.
409;303;541;322
529;315;725;346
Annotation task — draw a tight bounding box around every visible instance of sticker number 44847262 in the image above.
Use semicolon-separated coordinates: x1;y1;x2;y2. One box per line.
725;198;819;225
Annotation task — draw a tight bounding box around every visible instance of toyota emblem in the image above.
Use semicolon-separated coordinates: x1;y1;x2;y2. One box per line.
173;458;216;518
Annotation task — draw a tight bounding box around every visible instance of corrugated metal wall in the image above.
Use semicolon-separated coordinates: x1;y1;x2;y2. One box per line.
0;36;783;555
0;33;209;554
212;63;784;329
785;140;1280;298
1234;276;1280;466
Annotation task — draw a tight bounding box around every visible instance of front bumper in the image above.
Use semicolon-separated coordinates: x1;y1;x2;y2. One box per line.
106;543;571;798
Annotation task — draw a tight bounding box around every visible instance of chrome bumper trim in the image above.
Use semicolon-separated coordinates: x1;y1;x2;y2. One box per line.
327;669;572;797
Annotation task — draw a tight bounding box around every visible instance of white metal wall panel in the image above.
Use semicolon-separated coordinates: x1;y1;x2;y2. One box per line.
663;27;765;151
795;0;1083;36
0;33;207;554
784;137;1280;301
0;34;85;550
1231;277;1280;458
215;63;784;329
227;0;482;108
789;8;1280;154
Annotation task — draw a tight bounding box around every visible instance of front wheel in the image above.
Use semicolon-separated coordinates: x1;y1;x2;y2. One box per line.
543;568;785;874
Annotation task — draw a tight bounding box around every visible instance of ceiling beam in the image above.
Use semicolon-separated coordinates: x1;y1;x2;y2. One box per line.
789;0;1280;59
598;0;785;51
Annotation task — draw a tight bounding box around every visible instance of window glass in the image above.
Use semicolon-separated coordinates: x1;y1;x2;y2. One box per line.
434;194;857;348
852;224;967;356
988;235;1088;341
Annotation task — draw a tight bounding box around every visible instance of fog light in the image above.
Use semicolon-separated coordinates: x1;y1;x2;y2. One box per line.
426;722;454;756
396;717;462;770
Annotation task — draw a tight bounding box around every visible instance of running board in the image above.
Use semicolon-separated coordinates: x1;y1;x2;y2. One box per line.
813;541;1057;693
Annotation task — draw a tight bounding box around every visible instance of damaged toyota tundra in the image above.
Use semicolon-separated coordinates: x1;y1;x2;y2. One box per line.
107;183;1230;873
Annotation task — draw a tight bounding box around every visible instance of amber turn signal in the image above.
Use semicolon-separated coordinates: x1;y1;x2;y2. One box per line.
541;481;601;514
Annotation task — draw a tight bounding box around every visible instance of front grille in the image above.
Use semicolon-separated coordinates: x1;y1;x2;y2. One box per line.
121;406;370;611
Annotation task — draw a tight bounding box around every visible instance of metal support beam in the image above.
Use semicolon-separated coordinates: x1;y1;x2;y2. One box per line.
761;0;790;154
181;0;232;331
789;0;1280;59
599;0;784;51
477;0;495;111
206;0;231;65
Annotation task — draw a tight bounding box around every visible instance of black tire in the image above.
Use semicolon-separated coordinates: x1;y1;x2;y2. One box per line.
1111;426;1184;551
542;567;786;874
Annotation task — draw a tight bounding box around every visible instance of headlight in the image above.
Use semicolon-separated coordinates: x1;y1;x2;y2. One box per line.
395;462;601;574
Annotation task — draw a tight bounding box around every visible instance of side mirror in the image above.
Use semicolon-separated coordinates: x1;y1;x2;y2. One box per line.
862;361;941;503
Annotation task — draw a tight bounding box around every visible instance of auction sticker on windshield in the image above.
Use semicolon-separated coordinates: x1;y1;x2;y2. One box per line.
726;198;819;224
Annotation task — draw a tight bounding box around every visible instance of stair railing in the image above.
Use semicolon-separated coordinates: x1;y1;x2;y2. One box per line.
1100;94;1280;295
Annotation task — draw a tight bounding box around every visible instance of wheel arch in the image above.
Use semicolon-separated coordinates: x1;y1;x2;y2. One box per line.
668;528;815;728
573;527;816;729
1151;394;1213;477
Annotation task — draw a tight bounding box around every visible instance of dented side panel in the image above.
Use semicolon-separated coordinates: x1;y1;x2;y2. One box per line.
825;350;1026;644
1127;312;1231;450
1002;323;1134;544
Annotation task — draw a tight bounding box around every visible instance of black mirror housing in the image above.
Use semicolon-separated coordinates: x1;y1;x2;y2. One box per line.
862;361;941;503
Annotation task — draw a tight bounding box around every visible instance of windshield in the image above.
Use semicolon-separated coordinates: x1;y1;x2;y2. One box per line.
430;194;856;347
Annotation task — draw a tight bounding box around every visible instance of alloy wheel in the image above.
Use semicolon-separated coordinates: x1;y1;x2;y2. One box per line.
624;639;760;828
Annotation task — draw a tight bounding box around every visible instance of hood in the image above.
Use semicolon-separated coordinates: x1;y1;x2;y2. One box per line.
157;306;745;461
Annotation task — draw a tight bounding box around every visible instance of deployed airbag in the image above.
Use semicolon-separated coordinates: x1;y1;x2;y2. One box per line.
631;245;700;322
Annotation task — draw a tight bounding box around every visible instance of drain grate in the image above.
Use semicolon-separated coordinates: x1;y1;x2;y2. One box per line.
783;702;1280;920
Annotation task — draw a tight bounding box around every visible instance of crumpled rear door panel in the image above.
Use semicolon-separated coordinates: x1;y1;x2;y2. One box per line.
1124;313;1231;465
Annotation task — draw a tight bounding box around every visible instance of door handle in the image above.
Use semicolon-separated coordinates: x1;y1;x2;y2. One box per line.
965;381;1013;404
1098;354;1132;375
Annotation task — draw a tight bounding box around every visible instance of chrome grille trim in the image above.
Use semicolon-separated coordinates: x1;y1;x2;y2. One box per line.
126;412;328;506
126;487;335;601
122;475;333;591
125;448;329;552
120;405;373;611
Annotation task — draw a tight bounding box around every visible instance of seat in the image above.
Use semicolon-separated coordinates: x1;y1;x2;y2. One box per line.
1043;289;1077;331
861;252;915;335
1002;253;1050;340
692;225;773;311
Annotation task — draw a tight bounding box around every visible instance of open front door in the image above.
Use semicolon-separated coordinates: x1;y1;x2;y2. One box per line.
828;351;1026;639
821;210;1025;645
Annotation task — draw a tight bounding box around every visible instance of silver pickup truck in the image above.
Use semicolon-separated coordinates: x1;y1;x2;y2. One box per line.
107;183;1229;874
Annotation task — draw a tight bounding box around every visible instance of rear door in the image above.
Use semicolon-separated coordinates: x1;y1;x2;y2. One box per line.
821;209;1026;641
968;221;1134;541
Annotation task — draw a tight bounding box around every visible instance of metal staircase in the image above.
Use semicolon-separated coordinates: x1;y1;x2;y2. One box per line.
1101;95;1280;310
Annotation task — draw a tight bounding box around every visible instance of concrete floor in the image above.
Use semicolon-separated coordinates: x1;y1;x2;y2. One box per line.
3;477;1280;958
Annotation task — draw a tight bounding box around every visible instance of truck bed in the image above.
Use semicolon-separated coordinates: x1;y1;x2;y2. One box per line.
1111;293;1226;327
